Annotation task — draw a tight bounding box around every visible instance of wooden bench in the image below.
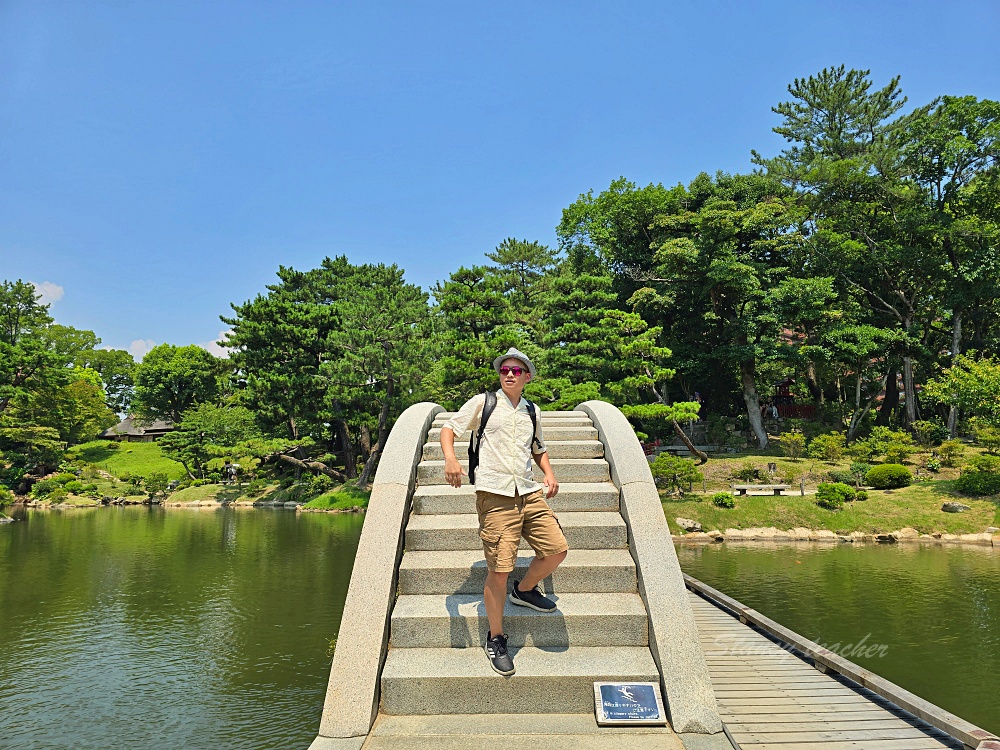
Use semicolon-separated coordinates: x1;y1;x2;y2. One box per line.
732;484;791;496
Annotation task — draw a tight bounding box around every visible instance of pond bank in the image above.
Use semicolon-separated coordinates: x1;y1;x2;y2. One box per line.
673;525;1000;546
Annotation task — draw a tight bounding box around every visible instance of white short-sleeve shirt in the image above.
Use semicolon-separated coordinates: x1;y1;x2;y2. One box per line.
442;390;547;497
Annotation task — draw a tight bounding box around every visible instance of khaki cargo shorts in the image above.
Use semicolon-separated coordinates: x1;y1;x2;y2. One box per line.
476;488;569;573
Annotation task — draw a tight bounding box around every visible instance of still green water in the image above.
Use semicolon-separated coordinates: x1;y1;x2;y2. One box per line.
0;507;364;750
3;511;997;748
676;542;1000;735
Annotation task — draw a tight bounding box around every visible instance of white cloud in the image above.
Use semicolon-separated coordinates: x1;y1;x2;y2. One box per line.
128;339;157;359
198;329;232;358
30;281;64;305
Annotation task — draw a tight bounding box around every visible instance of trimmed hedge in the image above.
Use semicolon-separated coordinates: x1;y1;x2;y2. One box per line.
865;464;912;489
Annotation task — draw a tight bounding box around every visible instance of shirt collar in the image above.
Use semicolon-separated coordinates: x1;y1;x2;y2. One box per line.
497;388;526;411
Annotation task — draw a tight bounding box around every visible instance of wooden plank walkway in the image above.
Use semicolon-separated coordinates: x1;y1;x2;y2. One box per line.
687;591;965;750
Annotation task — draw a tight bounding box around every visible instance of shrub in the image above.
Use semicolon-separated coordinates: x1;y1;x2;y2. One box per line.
938;440;966;467
912;420;948;447
954;456;1000;497
145;473;169;498
849;462;871;484
780;464;802;484
0;487;14;506
52;472;77;485
927;458;941;473
855;490;869;501
884;440;916;464
244;479;268;498
30;479;61;497
781;431;806;460
712;492;736;508
731;460;759;482
971;421;1000;454
955;472;1000;496
807;432;846;461
47;488;69;502
63;480;84;493
865;464;912;489
651;454;703;492
311;474;335;494
816;482;856;509
850;427;910;462
124;486;146;497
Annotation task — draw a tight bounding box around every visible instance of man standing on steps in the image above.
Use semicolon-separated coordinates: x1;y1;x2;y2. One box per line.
439;347;569;677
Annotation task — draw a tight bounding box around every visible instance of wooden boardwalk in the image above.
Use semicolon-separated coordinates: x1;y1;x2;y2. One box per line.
687;590;965;750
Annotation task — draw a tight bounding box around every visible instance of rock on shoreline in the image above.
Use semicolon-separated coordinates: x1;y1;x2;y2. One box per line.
673;525;1000;546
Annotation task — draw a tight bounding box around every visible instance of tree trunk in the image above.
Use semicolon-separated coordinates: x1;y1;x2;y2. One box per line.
337;419;357;479
271;453;345;481
805;359;823;404
902;355;917;428
357;347;395;490
360;424;372;462
740;361;768;449
876;365;898;426
947;309;962;437
671;419;708;464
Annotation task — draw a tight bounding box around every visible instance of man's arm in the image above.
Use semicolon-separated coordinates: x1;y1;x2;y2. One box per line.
533;451;559;499
441;426;466;489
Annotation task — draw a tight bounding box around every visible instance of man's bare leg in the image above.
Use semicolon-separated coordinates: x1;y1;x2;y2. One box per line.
517;550;567;592
484;570;509;637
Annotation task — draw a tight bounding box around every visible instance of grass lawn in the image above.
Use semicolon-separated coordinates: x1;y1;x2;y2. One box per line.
662;446;1000;535
68;440;187;481
166;483;285;504
301;482;372;510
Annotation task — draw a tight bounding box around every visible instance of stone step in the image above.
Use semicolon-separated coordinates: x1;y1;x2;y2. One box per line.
435;410;589;419
390;592;648;648
405;511;627;551
422;440;604;461
412;483;620;515
432;416;593;428
417;459;610;485
363;714;684;750
427;425;599;442
398;549;637;595
380;646;659;714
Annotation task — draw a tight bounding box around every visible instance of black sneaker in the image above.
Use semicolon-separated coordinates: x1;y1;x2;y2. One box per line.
484;632;515;676
509;580;557;612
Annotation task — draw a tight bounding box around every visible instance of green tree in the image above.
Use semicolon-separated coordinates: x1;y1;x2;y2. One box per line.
321;263;431;488
485;237;559;336
923;353;1000;427
132;344;223;423
18;370;118;445
0;280;63;415
158;403;261;479
428;265;528;408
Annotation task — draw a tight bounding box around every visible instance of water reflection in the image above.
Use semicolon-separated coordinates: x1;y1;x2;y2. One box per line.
0;507;364;750
677;542;1000;734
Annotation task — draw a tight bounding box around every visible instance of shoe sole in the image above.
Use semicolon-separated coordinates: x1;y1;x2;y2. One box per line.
483;643;515;676
508;591;557;612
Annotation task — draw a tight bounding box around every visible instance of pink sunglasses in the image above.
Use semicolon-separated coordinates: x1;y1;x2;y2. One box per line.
499;366;526;377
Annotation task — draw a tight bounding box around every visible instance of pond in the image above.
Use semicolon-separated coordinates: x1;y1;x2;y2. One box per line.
4;509;997;748
676;541;1000;735
0;507;364;750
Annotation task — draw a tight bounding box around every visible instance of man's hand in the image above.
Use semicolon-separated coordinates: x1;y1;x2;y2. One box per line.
440;426;466;488
543;472;559;499
444;457;466;489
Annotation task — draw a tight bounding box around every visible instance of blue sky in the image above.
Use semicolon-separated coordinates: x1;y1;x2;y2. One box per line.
2;1;998;358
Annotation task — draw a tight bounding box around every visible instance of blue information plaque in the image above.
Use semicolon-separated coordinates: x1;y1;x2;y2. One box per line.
593;681;667;726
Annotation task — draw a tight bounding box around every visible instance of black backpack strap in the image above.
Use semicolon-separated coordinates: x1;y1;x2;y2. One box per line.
525;398;544;451
468;391;497;484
